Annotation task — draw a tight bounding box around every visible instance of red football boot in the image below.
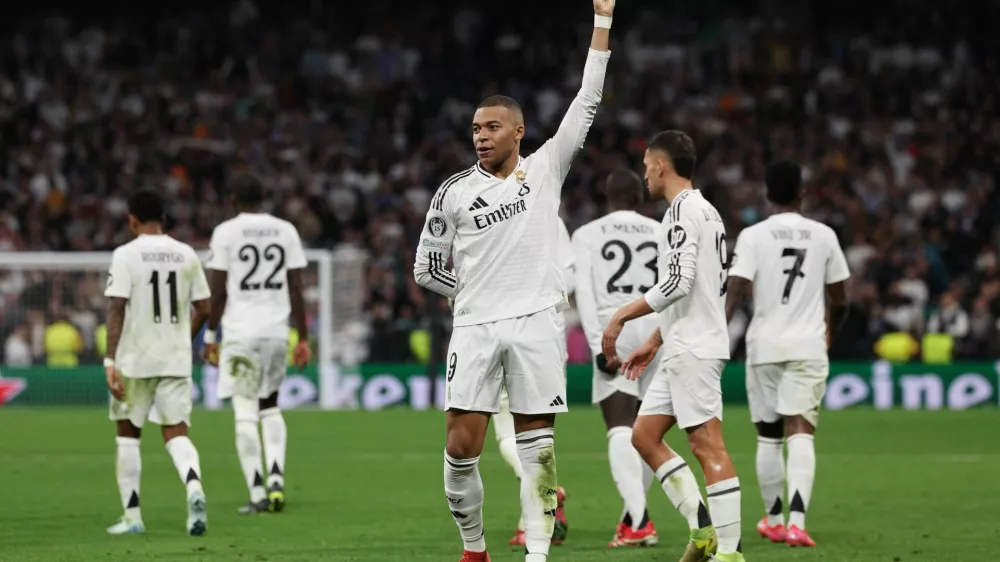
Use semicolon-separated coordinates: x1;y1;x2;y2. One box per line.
756;517;787;543
459;550;491;562
551;487;568;545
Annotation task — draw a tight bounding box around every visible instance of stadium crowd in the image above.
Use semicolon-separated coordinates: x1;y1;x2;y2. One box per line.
1;0;999;366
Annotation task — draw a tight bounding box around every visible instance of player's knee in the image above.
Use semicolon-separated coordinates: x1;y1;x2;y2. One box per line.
630;426;658;457
755;420;784;439
161;422;188;443
258;392;278;410
116;420;141;439
784;415;815;436
232;395;259;423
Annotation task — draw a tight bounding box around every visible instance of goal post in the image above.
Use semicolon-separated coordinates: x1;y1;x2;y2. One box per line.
0;249;336;370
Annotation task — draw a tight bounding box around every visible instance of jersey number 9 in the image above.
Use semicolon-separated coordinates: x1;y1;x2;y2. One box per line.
238;244;286;291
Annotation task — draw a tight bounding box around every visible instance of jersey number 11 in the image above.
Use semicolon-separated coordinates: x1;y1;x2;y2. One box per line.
149;270;179;324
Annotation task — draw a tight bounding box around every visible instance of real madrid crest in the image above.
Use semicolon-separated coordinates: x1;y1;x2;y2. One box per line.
514;170;526;185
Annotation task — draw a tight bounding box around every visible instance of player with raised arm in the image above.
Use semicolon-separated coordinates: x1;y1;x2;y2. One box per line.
725;161;849;548
201;175;311;515
412;2;614;559
103;189;211;537
499;217;573;548
573;169;662;548
602;131;746;562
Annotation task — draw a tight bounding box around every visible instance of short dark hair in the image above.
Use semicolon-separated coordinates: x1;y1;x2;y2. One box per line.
605;169;644;208
127;189;165;224
765;160;803;205
648;130;697;179
477;95;523;120
229;174;264;207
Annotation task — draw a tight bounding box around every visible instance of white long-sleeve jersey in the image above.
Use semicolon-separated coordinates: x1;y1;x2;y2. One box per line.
557;218;576;295
728;212;850;364
413;49;610;327
572;210;661;355
643;189;730;362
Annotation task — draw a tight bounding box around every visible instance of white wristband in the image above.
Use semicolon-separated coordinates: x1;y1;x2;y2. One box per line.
203;330;216;344
103;357;115;368
594;14;612;29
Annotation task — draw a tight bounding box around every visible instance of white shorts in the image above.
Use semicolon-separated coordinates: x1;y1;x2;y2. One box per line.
109;376;193;428
638;352;726;428
747;360;829;427
446;306;567;415
592;320;660;404
218;338;287;400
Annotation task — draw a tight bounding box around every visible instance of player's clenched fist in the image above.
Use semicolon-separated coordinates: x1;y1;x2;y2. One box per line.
594;0;614;16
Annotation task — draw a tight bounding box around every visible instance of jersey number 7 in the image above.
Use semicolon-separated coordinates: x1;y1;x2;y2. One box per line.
780;247;807;303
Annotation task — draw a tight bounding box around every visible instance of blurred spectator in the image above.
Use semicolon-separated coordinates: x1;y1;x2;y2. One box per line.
1;0;999;364
43;312;83;367
4;325;33;367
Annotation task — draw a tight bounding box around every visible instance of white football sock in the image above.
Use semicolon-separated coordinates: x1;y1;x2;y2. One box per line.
786;433;816;529
115;437;142;521
444;452;486;552
656;456;706;530
756;436;785;526
260;407;287;488
165;435;203;496
498;436;526;531
233;397;266;502
642;458;655;494
607;426;647;530
516;428;557;561
706;477;742;555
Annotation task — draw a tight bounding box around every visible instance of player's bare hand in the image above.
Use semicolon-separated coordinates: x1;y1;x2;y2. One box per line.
293;341;311;369
622;339;660;381
105;366;125;401
601;314;624;367
594;0;615;16
203;342;220;367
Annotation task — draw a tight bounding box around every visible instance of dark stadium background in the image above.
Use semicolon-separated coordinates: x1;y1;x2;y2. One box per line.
2;2;1000;561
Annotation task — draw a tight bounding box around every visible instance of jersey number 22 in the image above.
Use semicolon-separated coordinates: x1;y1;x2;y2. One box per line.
238;244;286;291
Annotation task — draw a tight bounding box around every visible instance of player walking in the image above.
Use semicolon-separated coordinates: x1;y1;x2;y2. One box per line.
412;2;614;559
202;175;311;514
104;189;211;537
499;217;573;548
602;131;746;562
573;169;662;547
725;161;849;548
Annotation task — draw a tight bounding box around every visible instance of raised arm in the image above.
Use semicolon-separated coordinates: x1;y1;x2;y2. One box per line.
536;1;614;184
413;179;461;299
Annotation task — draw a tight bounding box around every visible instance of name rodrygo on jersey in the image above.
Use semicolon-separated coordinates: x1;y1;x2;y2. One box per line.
105;234;210;378
206;213;308;343
729;212;850;364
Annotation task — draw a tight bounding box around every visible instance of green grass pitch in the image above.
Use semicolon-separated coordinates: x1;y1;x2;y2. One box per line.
1;406;997;561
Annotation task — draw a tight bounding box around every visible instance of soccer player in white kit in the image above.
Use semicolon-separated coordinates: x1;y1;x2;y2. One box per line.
725;161;849;548
573;169;663;547
412;2;614;559
602;131;746;562
497;217;573;548
103;189;210;537
202;175;312;515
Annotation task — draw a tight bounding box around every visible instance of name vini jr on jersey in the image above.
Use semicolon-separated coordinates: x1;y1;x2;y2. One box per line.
770;228;812;241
